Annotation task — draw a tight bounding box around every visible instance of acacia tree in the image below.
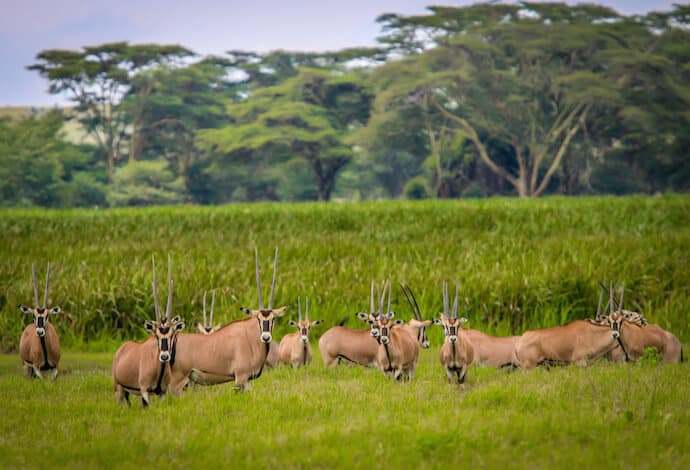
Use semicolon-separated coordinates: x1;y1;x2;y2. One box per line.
28;42;193;182
197;68;371;201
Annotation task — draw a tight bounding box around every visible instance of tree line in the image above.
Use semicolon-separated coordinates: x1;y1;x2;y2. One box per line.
2;2;689;207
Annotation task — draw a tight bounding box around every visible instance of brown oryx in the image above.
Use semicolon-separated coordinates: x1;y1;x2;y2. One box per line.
318;281;383;367
170;247;286;392
375;282;420;381
112;255;185;408
513;285;622;369
18;263;61;380
278;297;323;367
433;282;474;383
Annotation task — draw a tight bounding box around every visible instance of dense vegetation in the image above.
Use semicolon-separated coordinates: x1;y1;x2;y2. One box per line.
1;196;688;352
2;3;689;207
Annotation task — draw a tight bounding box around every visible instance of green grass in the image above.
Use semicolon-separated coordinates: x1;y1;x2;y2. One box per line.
1;196;689;351
0;351;688;468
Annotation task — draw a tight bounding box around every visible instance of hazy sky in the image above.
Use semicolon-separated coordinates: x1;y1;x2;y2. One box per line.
0;0;677;106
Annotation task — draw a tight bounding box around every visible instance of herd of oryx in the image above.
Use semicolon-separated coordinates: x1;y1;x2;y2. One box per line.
18;248;683;408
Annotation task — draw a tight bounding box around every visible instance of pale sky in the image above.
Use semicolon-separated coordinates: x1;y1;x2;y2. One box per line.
0;0;678;106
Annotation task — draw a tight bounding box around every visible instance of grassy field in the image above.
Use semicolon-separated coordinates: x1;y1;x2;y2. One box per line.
0;350;688;468
1;197;689;468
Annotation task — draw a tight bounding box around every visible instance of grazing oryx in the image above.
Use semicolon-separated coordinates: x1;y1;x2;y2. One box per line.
112;256;185;408
278;297;323;367
513;285;621;369
434;282;474;383
196;290;221;334
375;282;420;381
18;263;61;379
171;247;286;392
318;282;382;367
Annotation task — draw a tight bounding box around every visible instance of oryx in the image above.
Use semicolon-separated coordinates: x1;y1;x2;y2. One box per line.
18;263;61;379
278;297;323;367
433;282;474;383
112;255;185;408
170;247;286;392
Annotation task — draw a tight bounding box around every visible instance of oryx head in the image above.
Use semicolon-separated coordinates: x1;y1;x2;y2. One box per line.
433;281;468;344
18;263;61;338
373;281;404;346
240;247;287;343
603;281;626;340
400;283;432;348
145;255;185;363
196;290;221;335
356;281;386;339
288;297;323;344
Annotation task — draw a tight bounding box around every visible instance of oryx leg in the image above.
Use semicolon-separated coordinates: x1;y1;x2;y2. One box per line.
458;366;467;384
22;363;33;379
141;390;151;409
445;367;456;383
323;354;338;367
234;373;251;392
33;367;44;379
50;368;58;380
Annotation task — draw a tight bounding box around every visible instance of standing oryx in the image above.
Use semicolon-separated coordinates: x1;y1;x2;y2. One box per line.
170;247;286;392
112;256;185;408
434;282;474;384
375;282;420;381
18;263;62;379
278;297;323;367
318;282;382;367
196;290;221;334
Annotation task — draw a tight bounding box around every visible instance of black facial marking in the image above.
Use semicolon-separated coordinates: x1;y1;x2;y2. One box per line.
37;308;45;314
160;338;169;351
262;320;271;332
36;316;45;328
260;310;271;318
159;326;170;335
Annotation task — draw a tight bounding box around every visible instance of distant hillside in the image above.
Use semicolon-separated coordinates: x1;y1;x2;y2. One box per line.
0;105;95;144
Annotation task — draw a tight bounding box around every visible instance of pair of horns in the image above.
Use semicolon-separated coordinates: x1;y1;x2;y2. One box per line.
203;290;215;327
31;263;51;309
255;247;278;310
597;280;625;316
400;283;422;321
152;255;173;323
371;280;392;315
298;297;309;321
443;281;460;319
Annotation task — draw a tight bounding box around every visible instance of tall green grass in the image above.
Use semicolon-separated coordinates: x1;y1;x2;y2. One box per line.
1;195;689;352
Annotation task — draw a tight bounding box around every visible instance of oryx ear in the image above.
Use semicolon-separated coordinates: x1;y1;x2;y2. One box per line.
240;307;253;316
18;305;33;314
387;311;395;319
171;315;181;323
422;319;433;327
49;306;61;314
288;320;298;328
274;306;288;317
394;319;405;325
196;322;206;333
175;321;186;331
356;312;368;320
432;318;442;325
311;319;323;326
144;320;155;332
459;317;468;326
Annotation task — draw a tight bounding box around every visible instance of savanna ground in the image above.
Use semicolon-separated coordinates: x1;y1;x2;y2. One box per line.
0;196;689;468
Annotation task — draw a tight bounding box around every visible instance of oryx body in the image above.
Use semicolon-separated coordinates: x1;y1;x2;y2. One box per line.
462;329;518;368
278;297;322;368
112;256;185;408
171;247;286;392
18;263;61;379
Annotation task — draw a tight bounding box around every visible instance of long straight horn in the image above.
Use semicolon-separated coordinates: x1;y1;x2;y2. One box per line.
596;286;604;317
609;281;614;315
452;282;460;319
152;256;161;322
268;247;278;309
210;290;215;325
203;291;208;327
370;281;375;313
387;282;392;316
43;262;51;308
298;297;302;322
31;263;39;308
306;296;309;321
379;281;388;315
443;281;450;317
618;282;625;314
165;254;173;321
409;286;422;321
255;247;263;310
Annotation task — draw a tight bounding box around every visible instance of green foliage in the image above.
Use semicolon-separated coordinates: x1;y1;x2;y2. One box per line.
0;196;688;352
107;160;186;207
403;176;432;199
0;353;688;467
